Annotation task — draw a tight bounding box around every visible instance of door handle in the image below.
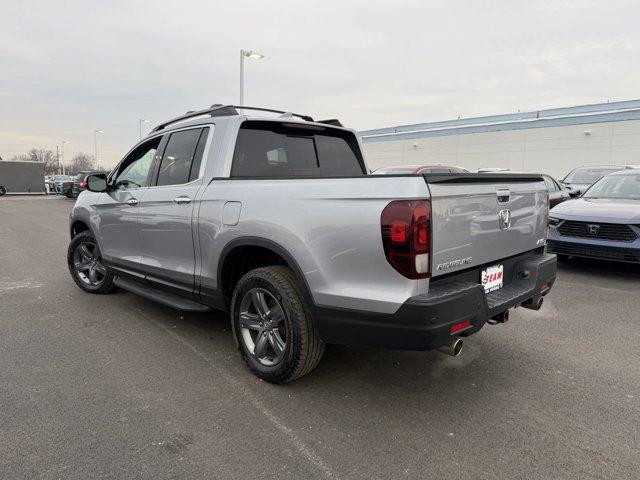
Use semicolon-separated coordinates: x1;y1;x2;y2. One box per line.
173;196;192;205
126;198;138;206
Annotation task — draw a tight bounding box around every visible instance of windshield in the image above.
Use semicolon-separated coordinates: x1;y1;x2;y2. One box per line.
563;168;618;184
583;174;640;199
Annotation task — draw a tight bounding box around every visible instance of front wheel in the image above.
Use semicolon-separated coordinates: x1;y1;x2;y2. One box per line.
231;266;324;383
0;186;6;196
67;231;115;294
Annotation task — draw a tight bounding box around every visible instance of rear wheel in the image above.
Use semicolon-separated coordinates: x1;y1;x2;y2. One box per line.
67;231;115;294
231;266;324;383
0;186;6;196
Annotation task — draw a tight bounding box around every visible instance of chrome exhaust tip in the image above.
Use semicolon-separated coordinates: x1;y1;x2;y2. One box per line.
437;338;464;357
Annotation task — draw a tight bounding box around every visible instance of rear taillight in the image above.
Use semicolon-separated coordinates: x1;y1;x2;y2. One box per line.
381;199;431;279
80;180;87;189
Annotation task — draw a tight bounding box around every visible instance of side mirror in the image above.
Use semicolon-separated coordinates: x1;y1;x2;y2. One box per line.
85;173;108;193
568;189;580;198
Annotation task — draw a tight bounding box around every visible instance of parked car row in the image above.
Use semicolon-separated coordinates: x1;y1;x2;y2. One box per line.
46;171;107;198
45;175;71;194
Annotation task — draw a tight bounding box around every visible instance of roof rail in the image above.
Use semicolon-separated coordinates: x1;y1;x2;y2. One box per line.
151;104;316;132
232;106;314;122
151;104;239;132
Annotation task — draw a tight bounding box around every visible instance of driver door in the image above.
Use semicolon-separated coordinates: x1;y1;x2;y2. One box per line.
96;135;164;274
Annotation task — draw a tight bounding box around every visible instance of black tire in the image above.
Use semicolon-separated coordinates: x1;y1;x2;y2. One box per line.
67;231;115;294
0;186;6;196
231;266;324;384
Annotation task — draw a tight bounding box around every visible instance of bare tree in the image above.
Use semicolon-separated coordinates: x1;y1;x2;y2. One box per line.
10;149;59;175
68;153;96;175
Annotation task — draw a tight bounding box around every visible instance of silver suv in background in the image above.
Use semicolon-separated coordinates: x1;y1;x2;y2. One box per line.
561;165;625;195
67;105;556;383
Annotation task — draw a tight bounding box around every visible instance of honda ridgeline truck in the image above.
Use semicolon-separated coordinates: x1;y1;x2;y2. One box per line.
67;105;557;383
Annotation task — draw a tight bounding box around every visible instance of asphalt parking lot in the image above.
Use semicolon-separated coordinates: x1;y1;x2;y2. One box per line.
1;196;639;480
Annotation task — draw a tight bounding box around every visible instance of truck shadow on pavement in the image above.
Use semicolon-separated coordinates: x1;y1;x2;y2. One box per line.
122;289;535;398
106;254;638;399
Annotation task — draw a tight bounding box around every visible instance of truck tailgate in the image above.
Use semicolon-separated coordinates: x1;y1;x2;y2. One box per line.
425;174;548;277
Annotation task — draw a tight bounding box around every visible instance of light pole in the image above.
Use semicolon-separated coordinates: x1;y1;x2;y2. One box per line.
139;118;150;140
94;130;103;170
239;49;264;106
61;141;69;175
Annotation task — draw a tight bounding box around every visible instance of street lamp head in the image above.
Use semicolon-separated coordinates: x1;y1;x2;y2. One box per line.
244;50;264;60
95;129;104;134
140;118;150;123
62;140;69;145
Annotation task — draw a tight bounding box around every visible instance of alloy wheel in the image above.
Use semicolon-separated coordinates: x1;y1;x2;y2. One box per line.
73;241;107;287
239;288;288;366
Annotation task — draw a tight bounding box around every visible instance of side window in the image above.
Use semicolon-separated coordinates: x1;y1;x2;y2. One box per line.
113;137;161;190
156;128;202;187
188;127;210;182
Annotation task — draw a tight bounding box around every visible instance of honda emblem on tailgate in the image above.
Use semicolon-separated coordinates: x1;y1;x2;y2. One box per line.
498;209;511;230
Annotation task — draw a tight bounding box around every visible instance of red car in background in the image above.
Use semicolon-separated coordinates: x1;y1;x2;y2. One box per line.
372;164;469;175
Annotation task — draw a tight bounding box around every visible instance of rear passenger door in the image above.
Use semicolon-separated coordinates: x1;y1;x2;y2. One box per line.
137;126;211;296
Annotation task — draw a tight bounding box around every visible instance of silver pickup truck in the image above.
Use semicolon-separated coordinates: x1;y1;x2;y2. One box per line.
67;105;557;383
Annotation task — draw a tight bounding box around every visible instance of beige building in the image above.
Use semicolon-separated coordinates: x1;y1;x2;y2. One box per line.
359;100;640;178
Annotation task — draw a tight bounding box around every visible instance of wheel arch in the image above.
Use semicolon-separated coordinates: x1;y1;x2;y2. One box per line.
216;237;314;311
70;218;93;238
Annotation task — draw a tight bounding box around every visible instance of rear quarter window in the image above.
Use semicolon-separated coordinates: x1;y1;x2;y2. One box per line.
231;121;365;178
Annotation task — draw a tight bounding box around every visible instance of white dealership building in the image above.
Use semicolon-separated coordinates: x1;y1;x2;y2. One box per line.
359;99;640;178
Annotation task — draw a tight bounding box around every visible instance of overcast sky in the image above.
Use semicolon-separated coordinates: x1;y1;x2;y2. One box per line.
1;0;640;168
